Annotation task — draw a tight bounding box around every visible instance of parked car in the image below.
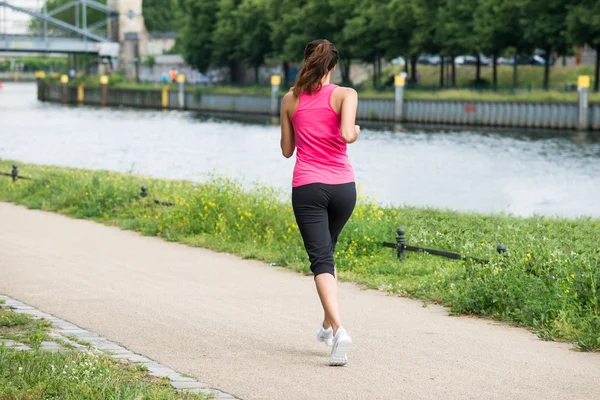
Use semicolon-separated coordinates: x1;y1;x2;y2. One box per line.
391;56;406;66
455;55;477;65
455;54;491;66
418;55;441;65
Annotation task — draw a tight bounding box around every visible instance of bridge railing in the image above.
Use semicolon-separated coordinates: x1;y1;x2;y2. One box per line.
0;72;37;81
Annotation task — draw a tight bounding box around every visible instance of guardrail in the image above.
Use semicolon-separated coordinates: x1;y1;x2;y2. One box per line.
0;164;33;181
382;227;507;264
0;72;37;82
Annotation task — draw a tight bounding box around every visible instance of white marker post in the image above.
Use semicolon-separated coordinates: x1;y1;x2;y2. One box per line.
394;72;407;122
271;75;281;117
578;75;590;131
60;74;69;104
177;74;186;110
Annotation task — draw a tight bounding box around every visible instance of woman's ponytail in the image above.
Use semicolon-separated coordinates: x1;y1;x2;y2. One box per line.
292;39;339;97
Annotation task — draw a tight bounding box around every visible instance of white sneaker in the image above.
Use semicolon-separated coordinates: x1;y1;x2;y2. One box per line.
316;324;333;346
329;326;352;366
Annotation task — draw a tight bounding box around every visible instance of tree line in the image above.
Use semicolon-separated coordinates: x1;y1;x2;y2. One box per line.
30;0;600;91
173;0;600;91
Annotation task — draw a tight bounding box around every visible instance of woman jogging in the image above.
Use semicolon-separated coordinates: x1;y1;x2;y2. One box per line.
279;39;360;366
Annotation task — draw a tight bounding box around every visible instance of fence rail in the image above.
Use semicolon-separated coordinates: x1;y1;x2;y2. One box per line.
0;164;32;181
382;227;507;264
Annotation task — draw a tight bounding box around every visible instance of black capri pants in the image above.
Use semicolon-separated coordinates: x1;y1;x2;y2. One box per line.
292;182;357;277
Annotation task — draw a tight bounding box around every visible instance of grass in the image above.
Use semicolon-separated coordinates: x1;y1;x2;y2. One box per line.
0;309;52;350
0;307;210;399
0;348;210;400
364;89;600;102
66;335;92;349
0;161;598;352
394;64;598;90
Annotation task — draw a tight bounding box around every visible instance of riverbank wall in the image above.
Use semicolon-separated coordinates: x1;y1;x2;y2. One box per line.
37;81;600;131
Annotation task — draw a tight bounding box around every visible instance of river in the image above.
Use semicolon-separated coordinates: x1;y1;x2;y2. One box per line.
1;82;599;217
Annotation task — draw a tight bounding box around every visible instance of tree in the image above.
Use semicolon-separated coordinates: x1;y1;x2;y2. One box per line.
387;0;417;83
475;0;527;88
281;0;357;84
437;0;477;87
269;0;307;86
568;0;600;92
212;0;244;82
410;0;443;87
344;0;390;88
180;0;220;73
143;0;180;32
237;0;273;83
521;0;571;90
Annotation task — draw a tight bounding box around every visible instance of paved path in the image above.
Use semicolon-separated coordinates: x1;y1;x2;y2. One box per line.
1;202;599;400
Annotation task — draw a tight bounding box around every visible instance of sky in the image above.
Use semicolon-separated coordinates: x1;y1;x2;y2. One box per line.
1;1;44;35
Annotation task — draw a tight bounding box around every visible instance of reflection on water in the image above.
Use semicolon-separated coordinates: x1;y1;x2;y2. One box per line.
1;82;599;217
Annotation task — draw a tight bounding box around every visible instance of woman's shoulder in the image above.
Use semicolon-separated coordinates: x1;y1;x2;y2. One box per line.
282;90;296;106
332;86;358;100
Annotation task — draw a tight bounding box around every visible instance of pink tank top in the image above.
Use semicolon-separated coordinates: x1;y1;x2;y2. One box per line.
290;84;355;187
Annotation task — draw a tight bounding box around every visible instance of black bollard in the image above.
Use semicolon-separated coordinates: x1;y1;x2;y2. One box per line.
140;185;148;198
396;227;406;261
497;244;507;257
11;164;18;182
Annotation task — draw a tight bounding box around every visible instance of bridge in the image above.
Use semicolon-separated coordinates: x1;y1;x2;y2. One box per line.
0;0;120;57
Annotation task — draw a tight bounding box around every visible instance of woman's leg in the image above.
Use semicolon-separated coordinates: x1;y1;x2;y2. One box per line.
322;265;337;330
292;184;341;331
317;272;341;333
323;183;357;334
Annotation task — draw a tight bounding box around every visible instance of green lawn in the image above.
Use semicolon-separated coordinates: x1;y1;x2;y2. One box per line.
1;161;598;352
0;307;210;399
397;64;598;90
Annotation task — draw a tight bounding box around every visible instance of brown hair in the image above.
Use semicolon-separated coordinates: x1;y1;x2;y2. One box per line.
292;39;339;97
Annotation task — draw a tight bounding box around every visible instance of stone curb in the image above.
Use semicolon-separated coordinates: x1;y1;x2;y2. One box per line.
0;294;241;400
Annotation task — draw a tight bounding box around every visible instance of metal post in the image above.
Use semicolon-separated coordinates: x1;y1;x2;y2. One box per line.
271;75;281;117
100;75;108;106
161;85;169;109
497;244;507;256
394;73;407;122
11;164;18;182
77;84;84;105
135;38;140;84
82;0;87;47
75;2;79;28
396;227;406;261
177;74;185;110
61;74;69;104
578;75;590;131
43;1;48;50
36;71;46;101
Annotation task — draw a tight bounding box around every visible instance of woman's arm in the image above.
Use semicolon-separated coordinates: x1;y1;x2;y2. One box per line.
339;88;360;144
280;93;296;158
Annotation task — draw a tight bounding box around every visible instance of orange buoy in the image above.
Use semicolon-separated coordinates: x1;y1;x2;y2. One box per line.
0;80;3;89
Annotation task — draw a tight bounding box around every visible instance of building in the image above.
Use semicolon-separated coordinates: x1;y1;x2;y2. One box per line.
146;32;177;56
